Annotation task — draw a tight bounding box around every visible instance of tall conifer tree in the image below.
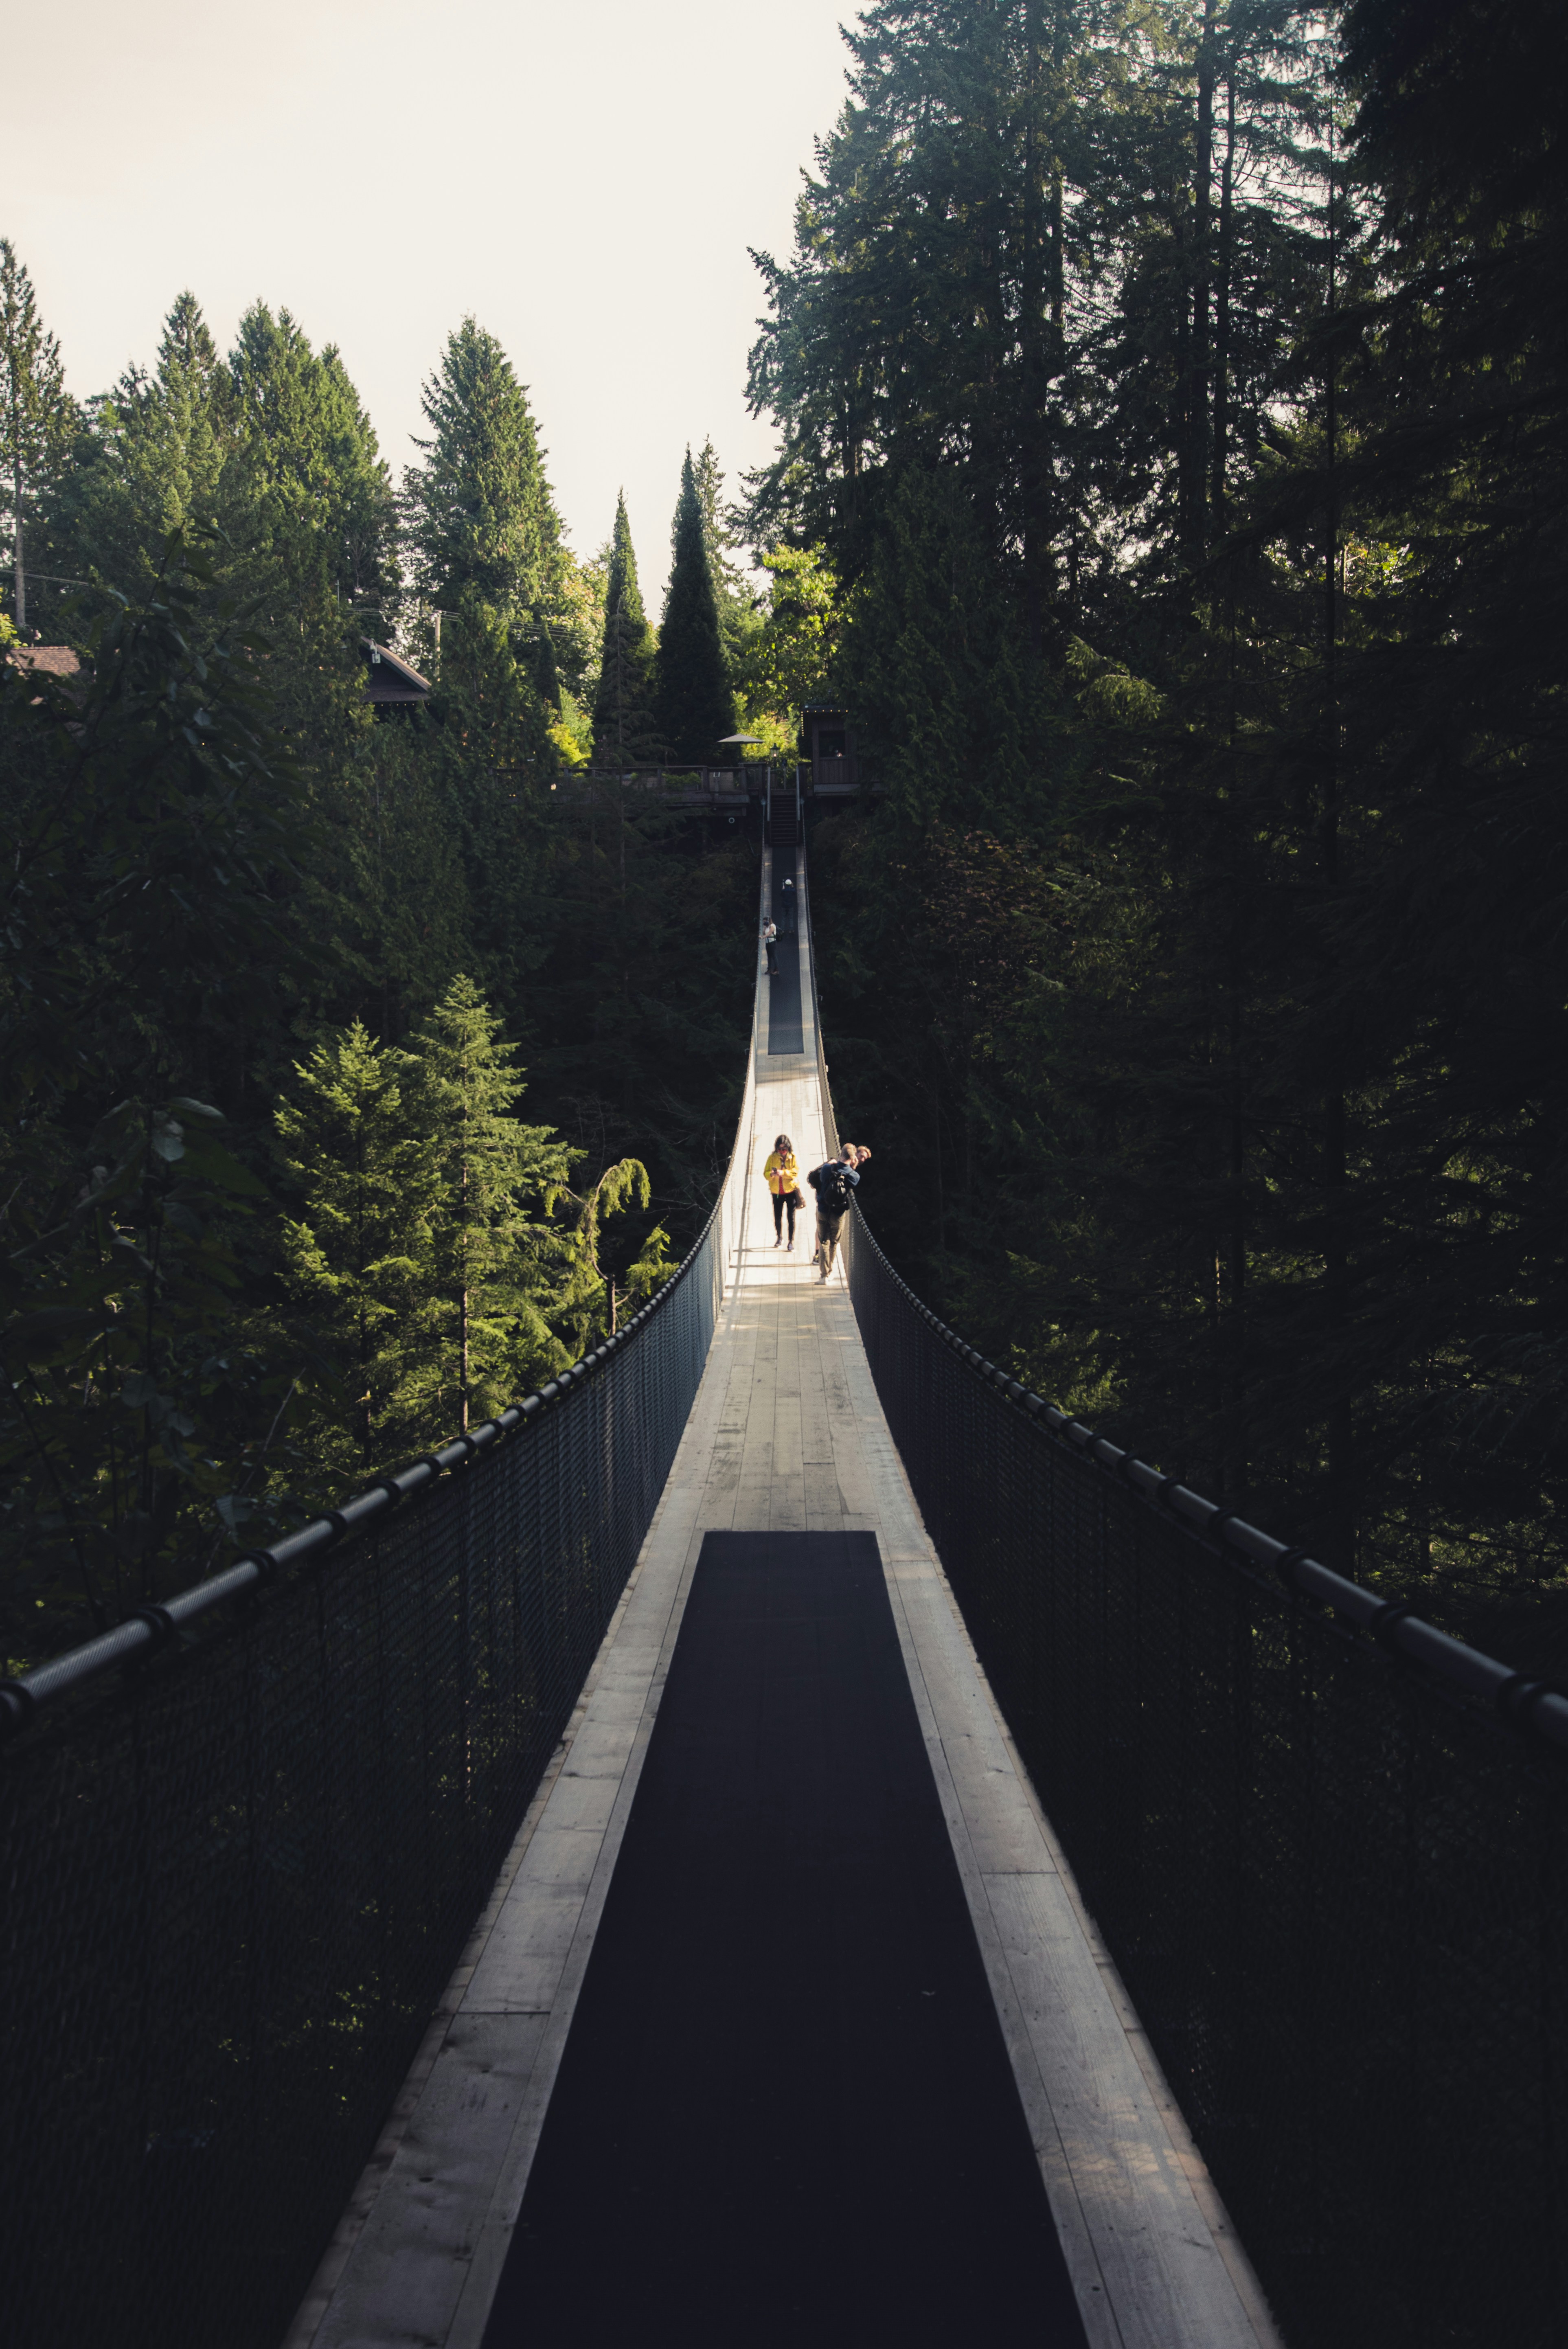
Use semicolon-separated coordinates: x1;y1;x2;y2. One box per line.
693;437;754;666
408;975;575;1427
0;240;73;632
656;447;737;762
275;1023;443;1474
229;303;396;615
46;292;235;603
404;318;561;620
591;490;660;761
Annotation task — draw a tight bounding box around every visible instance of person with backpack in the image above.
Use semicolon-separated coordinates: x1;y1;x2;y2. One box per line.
806;1145;860;1281
763;1133;803;1249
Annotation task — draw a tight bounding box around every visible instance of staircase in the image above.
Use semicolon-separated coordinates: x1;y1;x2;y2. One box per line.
768;789;799;854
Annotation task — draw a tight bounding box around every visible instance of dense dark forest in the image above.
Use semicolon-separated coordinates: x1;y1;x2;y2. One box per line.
4;0;1565;1676
0;295;773;1667
745;0;1568;1667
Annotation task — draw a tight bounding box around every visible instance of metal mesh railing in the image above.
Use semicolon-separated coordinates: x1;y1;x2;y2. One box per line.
843;1207;1568;2349
0;1200;727;2349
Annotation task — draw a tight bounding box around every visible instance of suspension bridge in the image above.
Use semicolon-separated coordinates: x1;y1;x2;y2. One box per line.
3;836;1565;2349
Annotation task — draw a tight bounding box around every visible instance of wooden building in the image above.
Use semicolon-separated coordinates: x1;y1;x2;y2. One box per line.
801;703;860;793
361;639;432;713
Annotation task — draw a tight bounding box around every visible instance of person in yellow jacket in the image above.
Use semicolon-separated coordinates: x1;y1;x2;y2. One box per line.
763;1134;803;1250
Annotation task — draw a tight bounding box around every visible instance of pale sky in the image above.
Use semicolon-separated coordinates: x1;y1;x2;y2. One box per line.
2;0;857;595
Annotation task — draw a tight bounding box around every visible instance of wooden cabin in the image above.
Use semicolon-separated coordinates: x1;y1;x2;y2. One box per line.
801;703;859;792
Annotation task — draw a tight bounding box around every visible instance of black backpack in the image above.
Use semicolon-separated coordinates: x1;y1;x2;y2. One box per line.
811;1160;853;1215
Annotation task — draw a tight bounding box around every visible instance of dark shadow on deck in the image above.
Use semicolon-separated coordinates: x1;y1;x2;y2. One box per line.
482;1531;1085;2349
768;929;804;1054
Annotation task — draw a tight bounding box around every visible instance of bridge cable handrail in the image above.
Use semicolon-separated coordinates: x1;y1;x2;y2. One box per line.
799;836;1568;1756
0;852;773;1745
843;1200;1568;1755
0;1200;721;1742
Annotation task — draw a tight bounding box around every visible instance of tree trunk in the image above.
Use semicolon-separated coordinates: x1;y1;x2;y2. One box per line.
1020;0;1048;655
1211;75;1236;528
1187;0;1219;565
1320;110;1353;1566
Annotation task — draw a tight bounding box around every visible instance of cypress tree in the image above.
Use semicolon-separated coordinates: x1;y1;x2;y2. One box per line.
693;437;754;671
590;490;660;761
655;447;736;763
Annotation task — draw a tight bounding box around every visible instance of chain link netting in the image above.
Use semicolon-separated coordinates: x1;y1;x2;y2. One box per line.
844;1205;1568;2349
0;1207;723;2349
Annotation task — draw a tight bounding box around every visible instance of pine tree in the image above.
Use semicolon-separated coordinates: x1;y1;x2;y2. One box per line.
47;292;236;606
138;293;233;541
0;239;75;630
590;490;660;761
274;1022;443;1474
407;974;577;1427
229;303;396;618
655;448;736;764
404;318;562;620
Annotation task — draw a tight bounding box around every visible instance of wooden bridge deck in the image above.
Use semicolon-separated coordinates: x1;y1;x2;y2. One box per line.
289;855;1281;2349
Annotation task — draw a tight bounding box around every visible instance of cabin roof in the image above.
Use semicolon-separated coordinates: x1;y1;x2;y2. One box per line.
361;638;432;702
7;643;85;682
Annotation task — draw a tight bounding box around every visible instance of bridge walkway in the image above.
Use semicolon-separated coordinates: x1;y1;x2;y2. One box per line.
292;853;1279;2349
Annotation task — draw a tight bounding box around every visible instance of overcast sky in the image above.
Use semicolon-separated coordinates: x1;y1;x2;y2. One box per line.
2;0;856;596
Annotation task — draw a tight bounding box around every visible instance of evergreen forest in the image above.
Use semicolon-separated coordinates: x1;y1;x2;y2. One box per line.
4;0;1566;1678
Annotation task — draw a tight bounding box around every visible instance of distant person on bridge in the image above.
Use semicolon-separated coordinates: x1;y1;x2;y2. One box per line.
763;1134;803;1250
807;1145;860;1281
779;876;796;934
762;918;778;976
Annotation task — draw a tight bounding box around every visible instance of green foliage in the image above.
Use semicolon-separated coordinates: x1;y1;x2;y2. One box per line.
409;974;577;1428
274;1021;445;1476
0;537;314;1121
55;295;236;602
550;1155;652;1358
403;313;567;699
0;547;319;1664
780;0;1568;1669
655;448;735;761
228;303;397;620
591;489;660;761
625;1221;676;1307
693;437;759;675
742;544;839;711
0;268;762;1673
1;1092;293;1668
0;236;75;629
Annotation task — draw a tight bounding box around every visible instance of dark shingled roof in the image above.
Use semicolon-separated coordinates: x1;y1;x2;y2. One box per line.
7;643;85;682
362;639;432;704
